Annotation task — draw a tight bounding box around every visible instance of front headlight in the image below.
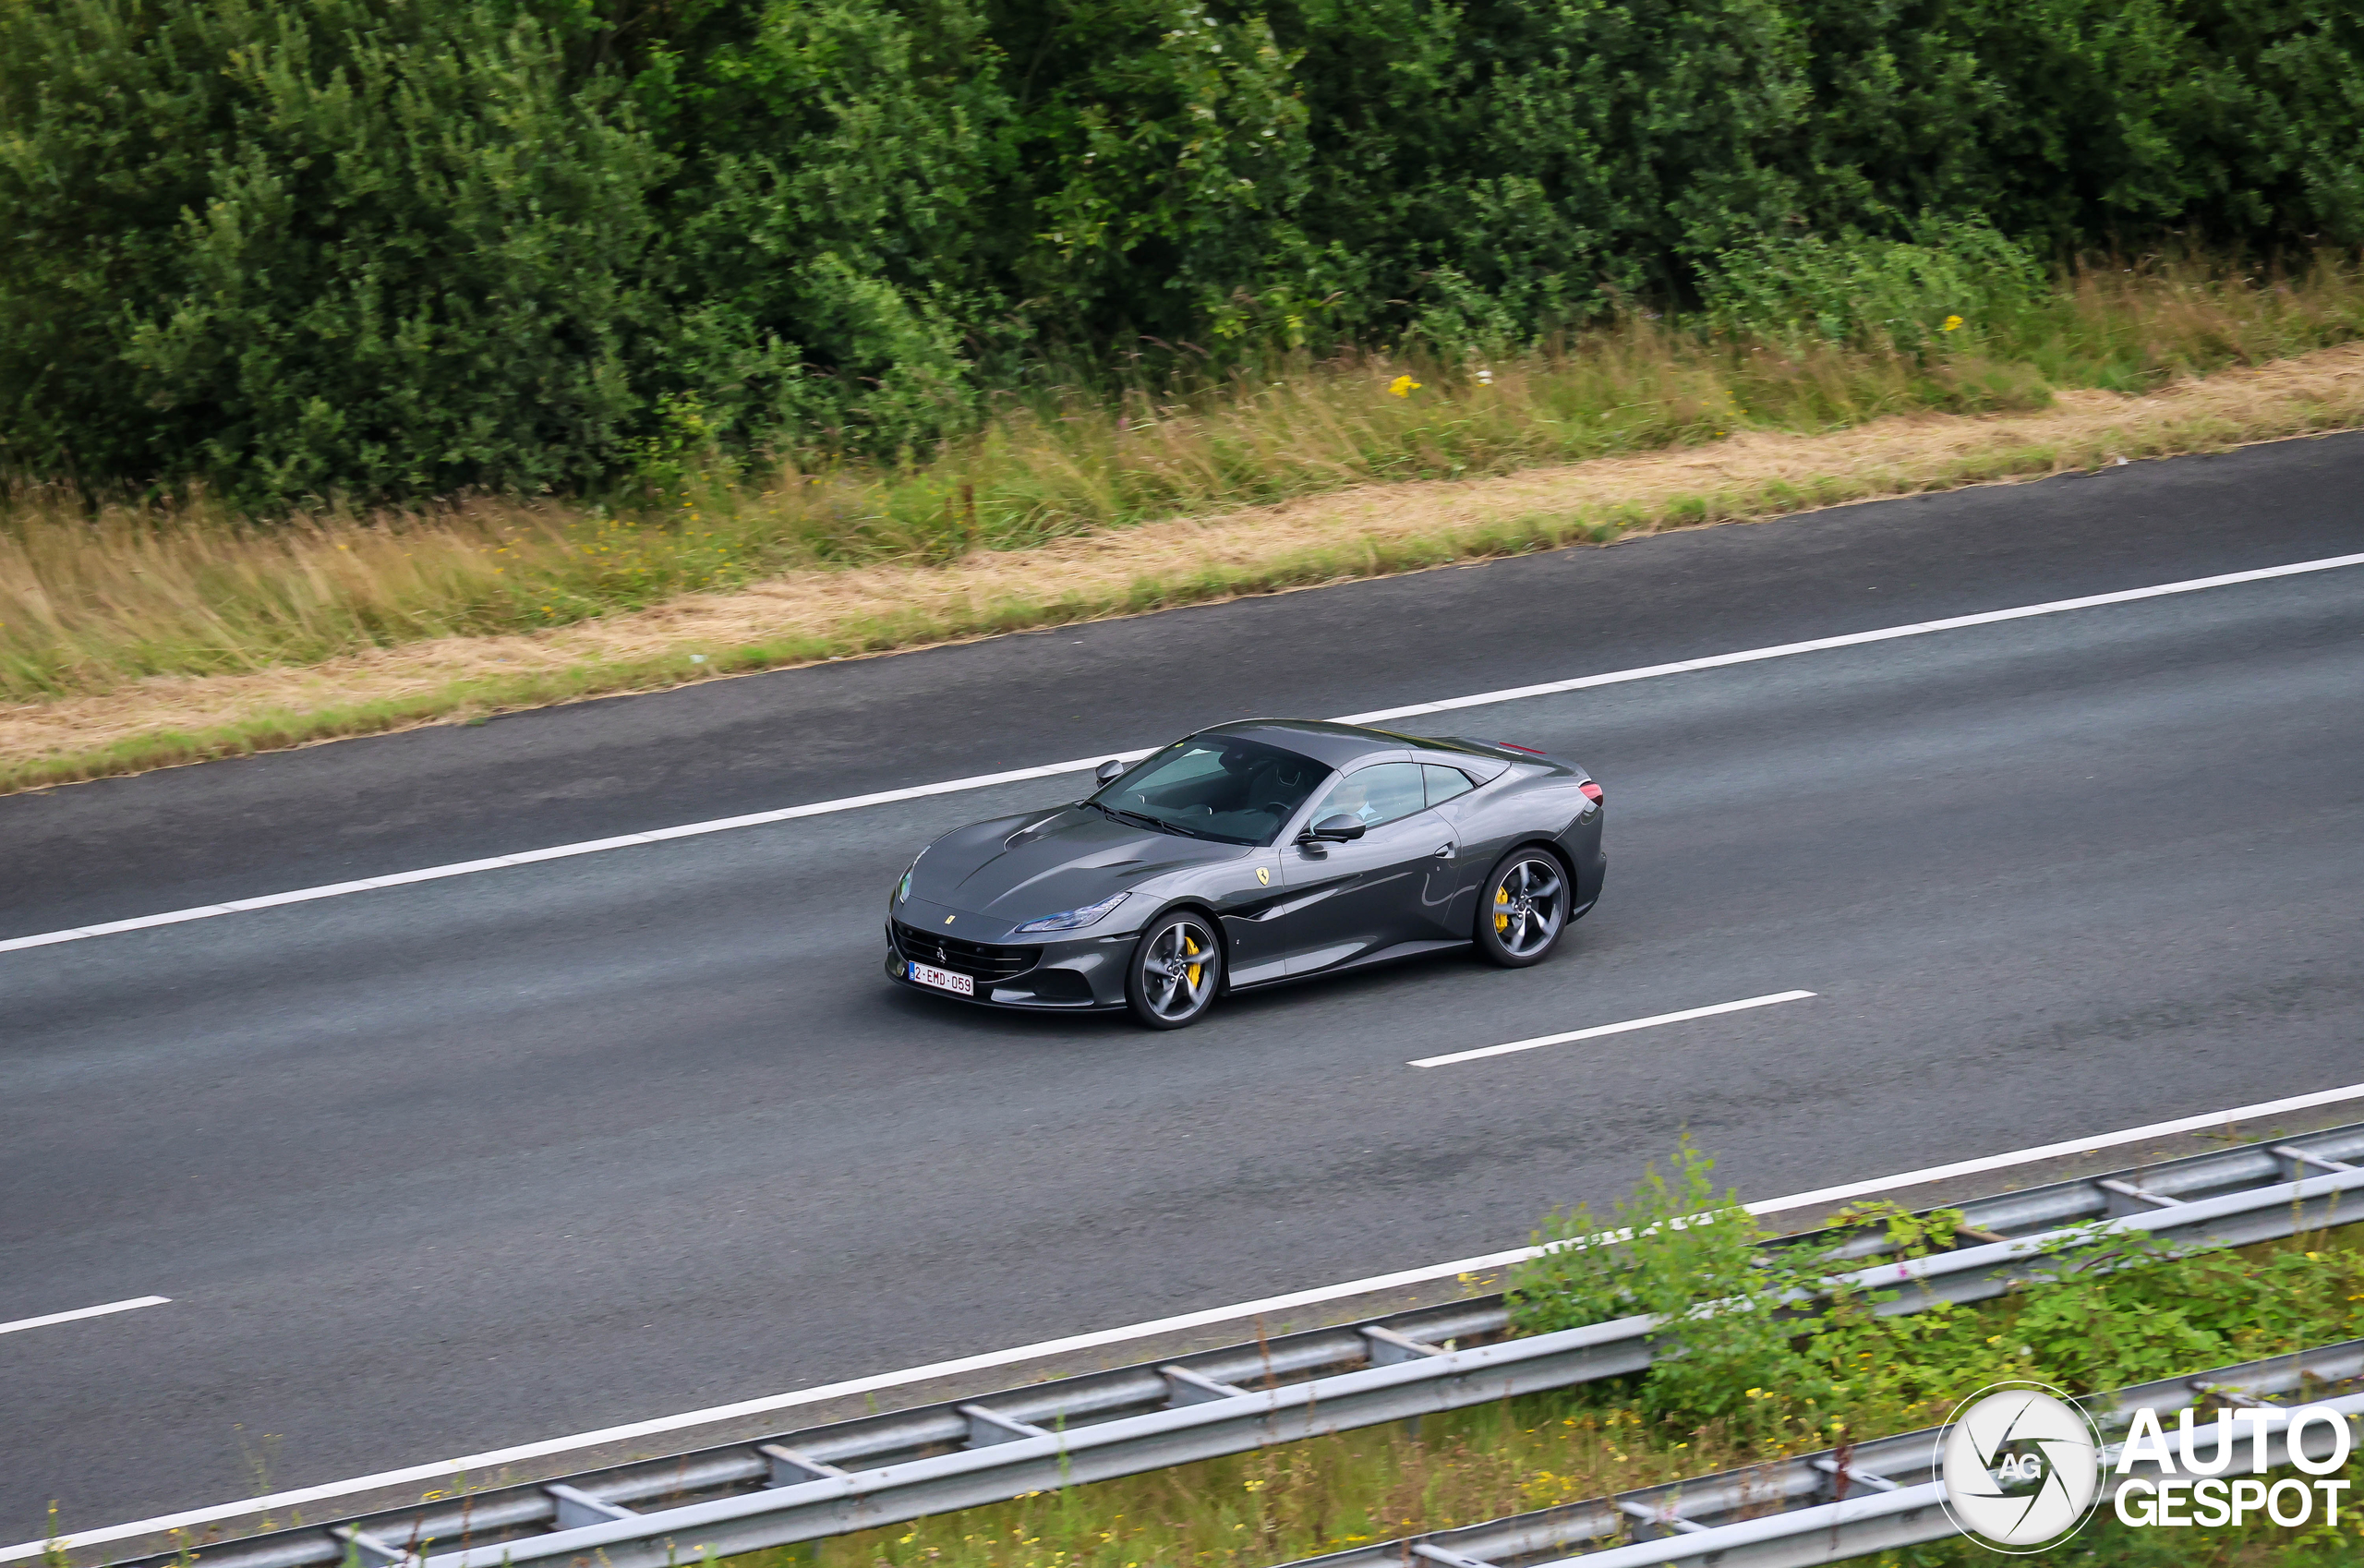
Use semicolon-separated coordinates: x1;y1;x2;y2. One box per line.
894;851;923;905
1013;892;1130;935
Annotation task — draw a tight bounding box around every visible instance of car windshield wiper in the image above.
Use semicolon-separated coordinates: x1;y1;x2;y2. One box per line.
1095;802;1204;838
1130;810;1206;838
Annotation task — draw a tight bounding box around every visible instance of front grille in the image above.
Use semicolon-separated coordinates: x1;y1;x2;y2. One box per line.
892;922;1039;983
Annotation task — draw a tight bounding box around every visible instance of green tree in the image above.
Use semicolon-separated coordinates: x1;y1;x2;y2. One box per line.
0;0;681;501
4;0;2359;506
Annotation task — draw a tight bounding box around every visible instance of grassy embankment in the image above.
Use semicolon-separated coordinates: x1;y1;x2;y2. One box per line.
6;257;2364;793
716;1144;2364;1568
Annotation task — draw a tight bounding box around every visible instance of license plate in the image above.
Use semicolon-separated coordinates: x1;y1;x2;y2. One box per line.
908;960;974;996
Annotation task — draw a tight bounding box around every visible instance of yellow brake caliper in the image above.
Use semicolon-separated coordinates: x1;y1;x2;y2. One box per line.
1494;884;1511;934
1184;934;1202;988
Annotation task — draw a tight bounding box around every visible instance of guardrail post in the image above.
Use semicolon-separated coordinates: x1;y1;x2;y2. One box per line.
328;1528;413;1568
1359;1325;1448;1366
760;1444;849;1486
960;1405;1055;1447
1159;1366;1251;1405
544;1487;634;1531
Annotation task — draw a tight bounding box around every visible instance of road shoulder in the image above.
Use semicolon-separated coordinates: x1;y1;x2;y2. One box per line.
8;344;2361;794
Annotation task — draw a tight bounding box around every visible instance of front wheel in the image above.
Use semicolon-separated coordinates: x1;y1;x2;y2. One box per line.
1126;910;1223;1029
1475;848;1570;968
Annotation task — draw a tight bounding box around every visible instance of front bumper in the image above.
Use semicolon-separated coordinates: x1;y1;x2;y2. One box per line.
884;912;1135;1011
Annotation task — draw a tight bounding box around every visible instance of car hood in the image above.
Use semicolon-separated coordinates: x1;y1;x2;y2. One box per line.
907;805;1246;929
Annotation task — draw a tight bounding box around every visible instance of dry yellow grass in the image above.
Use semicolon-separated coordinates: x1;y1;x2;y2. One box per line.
6;340;2361;792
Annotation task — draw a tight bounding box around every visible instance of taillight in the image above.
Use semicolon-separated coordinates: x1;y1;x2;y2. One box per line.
1580;780;1605;803
1496;741;1546;755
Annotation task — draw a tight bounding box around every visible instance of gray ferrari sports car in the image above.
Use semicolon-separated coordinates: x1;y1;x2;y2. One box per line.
885;718;1606;1028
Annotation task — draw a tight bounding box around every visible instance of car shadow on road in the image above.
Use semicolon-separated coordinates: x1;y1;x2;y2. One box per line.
864;938;1534;1046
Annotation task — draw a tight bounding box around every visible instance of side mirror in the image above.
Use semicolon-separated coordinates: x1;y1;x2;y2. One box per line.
1302;814;1367;844
1093;758;1126;786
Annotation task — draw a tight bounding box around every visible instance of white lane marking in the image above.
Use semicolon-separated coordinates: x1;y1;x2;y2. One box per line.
6;549;2360;959
0;1296;170;1336
1410;991;1818;1067
0;757;1159;956
17;1078;2364;1561
1333;550;2364;726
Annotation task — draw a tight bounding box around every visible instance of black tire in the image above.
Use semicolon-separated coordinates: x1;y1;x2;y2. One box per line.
1474;847;1571;968
1125;910;1223;1029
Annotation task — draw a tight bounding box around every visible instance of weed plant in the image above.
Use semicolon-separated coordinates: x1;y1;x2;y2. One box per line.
6;252;2364;708
1511;1140;2364;1440
734;1141;2364;1568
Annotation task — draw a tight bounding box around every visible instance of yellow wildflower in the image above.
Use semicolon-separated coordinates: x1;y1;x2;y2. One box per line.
1389;374;1421;397
1941;314;1964;332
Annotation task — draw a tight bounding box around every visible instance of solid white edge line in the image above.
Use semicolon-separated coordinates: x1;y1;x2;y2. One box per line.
20;1077;2364;1561
7;551;2363;959
1330;550;2364;725
0;1296;170;1336
1410;990;1817;1067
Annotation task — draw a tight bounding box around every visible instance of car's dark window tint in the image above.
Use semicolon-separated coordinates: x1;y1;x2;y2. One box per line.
1092;737;1330;845
1314;762;1427;829
1424;764;1476;806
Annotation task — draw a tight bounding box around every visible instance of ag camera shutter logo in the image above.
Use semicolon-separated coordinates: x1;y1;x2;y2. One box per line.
1938;1382;2104;1553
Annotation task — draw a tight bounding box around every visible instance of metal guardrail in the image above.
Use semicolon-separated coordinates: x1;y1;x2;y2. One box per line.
1273;1338;2364;1568
118;1124;2364;1568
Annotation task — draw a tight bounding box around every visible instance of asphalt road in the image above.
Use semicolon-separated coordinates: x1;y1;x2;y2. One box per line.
5;434;2363;1541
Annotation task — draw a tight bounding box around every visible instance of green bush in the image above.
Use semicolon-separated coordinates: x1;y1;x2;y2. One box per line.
3;0;2361;506
1509;1143;2364;1444
1507;1140;1832;1434
0;0;687;503
1698;216;2049;347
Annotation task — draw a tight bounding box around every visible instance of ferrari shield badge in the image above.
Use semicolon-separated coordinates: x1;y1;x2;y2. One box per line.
1256;867;1271;886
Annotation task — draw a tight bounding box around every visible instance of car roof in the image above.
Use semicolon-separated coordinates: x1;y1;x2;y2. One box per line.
1196;718;1435;767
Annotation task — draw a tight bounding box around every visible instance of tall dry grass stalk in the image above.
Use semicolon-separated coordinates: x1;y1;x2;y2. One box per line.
4;254;2361;712
0;490;811;699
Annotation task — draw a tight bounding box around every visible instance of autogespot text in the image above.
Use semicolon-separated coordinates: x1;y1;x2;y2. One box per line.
2110;1404;2353;1529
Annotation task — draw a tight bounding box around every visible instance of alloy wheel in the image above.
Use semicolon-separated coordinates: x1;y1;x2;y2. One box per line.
1490;855;1566;959
1140;916;1217;1023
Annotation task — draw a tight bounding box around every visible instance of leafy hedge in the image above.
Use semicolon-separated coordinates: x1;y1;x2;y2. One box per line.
3;0;2359;504
1508;1140;2364;1442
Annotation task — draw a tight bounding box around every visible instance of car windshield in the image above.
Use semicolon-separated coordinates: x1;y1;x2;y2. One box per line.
1090;736;1331;846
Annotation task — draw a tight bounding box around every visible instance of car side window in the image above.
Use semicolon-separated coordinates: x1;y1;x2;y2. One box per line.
1316;763;1428;828
1424;765;1476;806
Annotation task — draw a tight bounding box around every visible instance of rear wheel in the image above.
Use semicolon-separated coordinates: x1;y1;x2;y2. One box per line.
1475;848;1569;968
1126;911;1222;1029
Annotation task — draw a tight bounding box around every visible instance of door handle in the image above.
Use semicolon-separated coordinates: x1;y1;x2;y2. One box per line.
1433;841;1456;859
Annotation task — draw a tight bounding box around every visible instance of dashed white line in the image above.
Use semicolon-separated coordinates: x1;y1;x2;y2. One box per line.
0;1295;170;1336
1410;990;1818;1067
15;1078;2364;1562
5;549;2358;959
